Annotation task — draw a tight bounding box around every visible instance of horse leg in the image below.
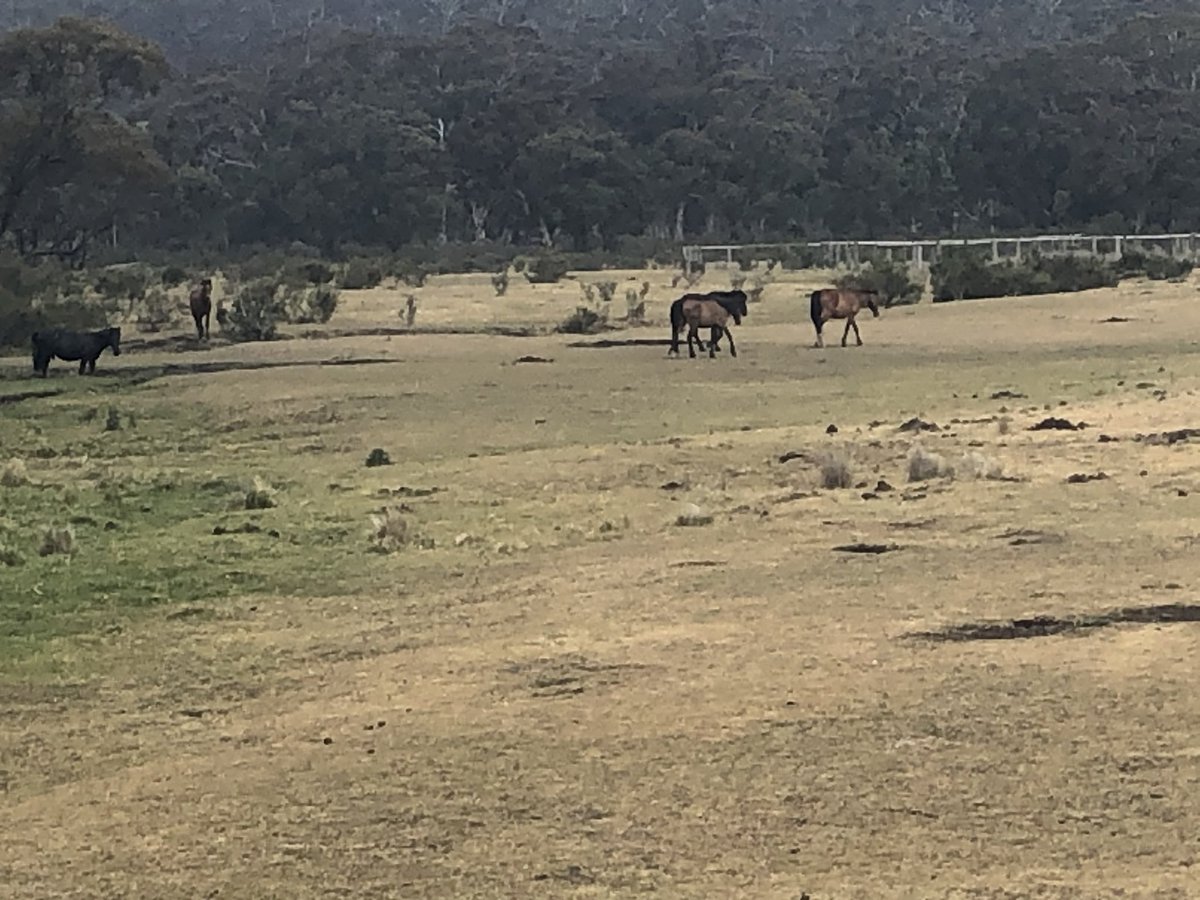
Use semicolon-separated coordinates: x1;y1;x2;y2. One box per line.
852;317;863;346
79;358;88;375
686;324;699;358
841;316;853;348
814;315;825;348
708;325;721;353
724;326;737;358
204;309;210;339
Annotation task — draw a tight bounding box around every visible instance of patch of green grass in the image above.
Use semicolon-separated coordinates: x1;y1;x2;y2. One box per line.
0;388;407;675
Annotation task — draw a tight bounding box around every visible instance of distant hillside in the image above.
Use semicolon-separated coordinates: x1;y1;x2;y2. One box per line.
0;0;1179;71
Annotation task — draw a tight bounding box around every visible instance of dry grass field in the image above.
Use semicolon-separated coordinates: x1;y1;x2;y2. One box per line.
4;265;1200;898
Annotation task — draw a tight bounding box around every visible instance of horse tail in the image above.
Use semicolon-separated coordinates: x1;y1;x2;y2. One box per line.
668;297;685;354
809;290;824;329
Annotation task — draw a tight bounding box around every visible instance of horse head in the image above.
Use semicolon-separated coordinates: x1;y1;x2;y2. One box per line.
107;326;122;356
719;292;749;325
862;291;881;317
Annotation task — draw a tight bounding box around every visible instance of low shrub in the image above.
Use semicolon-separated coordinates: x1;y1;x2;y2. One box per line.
224;279;287;342
838;259;924;306
525;253;571;284
932;247;1119;302
557;306;607;334
817;449;853;489
341;257;384;290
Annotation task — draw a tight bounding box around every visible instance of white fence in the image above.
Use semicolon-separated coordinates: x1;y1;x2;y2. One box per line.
681;233;1200;273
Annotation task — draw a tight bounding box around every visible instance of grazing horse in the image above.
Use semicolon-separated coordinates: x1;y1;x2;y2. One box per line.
32;326;122;377
668;289;748;356
810;288;880;348
189;278;213;339
682;293;748;359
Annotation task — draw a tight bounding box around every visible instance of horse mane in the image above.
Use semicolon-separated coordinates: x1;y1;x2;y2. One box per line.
714;293;747;314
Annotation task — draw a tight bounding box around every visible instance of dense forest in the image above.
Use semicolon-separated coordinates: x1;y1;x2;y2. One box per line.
2;1;1200;267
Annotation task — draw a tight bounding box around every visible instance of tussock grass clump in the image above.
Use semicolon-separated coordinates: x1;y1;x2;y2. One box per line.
491;270;509;296
908;446;1005;482
818;449;854;489
38;524;75;557
908;446;951;482
370;506;412;552
1;459;30;487
955;451;1005;480
104;408;122;431
0;545;24;567
675;503;714;527
625;288;646;323
244;476;277;510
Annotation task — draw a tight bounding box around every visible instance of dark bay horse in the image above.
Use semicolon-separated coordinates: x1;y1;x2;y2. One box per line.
810;288;880;348
668;289;749;356
682;293;748;359
32;326;121;376
189;278;213;339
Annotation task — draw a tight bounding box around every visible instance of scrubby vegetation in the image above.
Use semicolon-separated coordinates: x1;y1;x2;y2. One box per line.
931;249;1122;302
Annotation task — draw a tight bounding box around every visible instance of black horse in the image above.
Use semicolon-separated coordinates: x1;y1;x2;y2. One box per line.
668;289;749;356
32;326;122;377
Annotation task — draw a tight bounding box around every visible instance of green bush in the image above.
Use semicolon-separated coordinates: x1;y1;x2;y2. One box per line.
557;306;607;334
775;245;825;271
132;287;182;333
931;248;1119;302
288;285;339;324
94;266;150;303
340;257;384;290
525;254;571;284
1035;253;1120;291
160;266;189;288
837;260;924;306
231;252;313;287
224;279;287;342
1116;250;1193;282
0;255;107;349
301;261;336;285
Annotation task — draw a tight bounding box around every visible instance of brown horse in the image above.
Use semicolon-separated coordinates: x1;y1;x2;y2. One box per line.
810;288;880;348
189;278;213;339
668;289;748;356
682;293;748;359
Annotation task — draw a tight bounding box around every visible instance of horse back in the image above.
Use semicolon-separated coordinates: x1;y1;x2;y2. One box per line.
681;297;725;327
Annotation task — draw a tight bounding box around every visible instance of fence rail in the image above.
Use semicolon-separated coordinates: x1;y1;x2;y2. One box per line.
681;233;1200;272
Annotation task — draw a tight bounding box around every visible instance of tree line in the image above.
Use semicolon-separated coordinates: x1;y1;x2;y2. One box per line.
2;7;1200;269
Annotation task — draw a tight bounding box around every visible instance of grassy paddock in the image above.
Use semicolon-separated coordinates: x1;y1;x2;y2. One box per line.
3;267;1200;896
